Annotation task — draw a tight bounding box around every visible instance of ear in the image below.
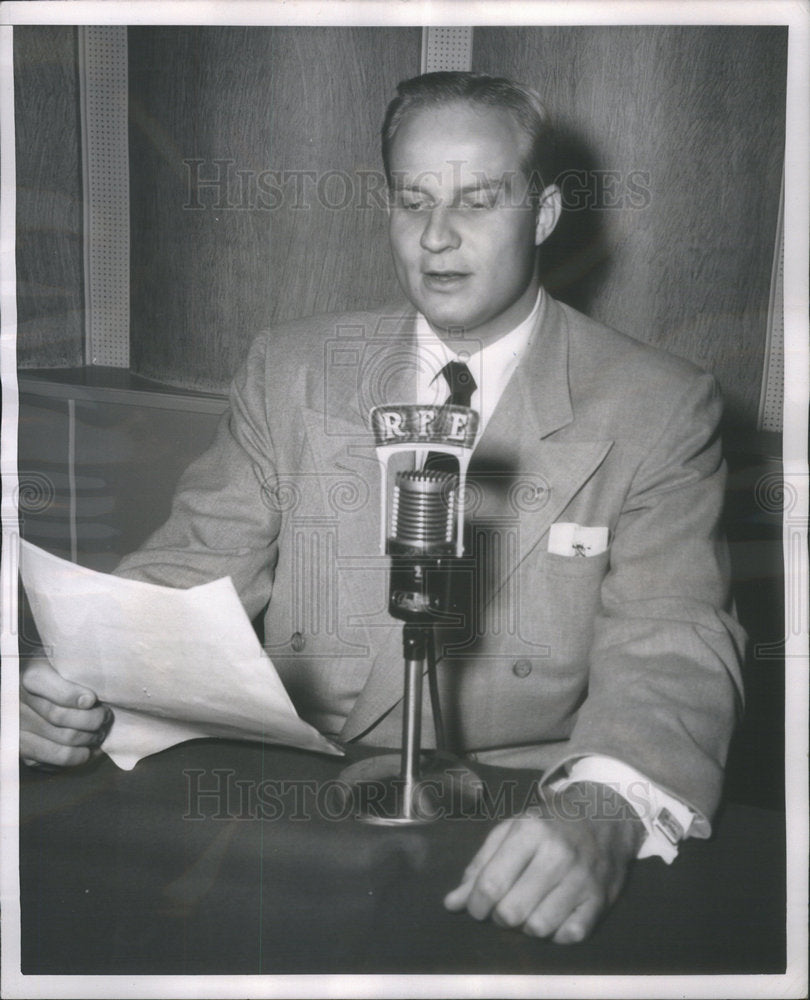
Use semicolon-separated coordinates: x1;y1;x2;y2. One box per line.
534;184;562;246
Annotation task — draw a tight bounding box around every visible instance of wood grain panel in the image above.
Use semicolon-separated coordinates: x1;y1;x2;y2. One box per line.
128;27;420;391
473;26;787;428
14;26;84;369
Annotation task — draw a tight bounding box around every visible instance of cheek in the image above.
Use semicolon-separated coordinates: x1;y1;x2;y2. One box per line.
477;212;535;260
499;227;538;278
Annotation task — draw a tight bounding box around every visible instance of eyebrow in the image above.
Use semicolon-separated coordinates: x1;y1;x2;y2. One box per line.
390;176;509;194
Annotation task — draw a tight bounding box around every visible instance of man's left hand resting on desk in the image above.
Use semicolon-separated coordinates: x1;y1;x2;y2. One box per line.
444;782;644;942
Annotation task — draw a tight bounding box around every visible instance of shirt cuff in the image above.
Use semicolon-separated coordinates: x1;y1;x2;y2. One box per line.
545;755;697;864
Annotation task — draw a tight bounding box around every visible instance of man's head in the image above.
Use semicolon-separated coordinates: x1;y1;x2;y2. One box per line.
382;72;555;193
382;72;562;347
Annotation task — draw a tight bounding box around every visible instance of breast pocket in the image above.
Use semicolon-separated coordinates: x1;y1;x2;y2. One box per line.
543;548;611;578
516;548;610;662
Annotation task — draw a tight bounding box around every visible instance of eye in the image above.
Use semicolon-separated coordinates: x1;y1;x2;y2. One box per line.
393;192;432;211
459;191;496;210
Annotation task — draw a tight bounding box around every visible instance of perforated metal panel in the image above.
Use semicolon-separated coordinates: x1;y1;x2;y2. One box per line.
79;26;130;368
759;170;784;432
421;27;473;74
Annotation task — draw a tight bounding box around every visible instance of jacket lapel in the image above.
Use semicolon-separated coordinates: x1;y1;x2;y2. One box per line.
299;306;418;592
298;314;419;741
469;294;613;584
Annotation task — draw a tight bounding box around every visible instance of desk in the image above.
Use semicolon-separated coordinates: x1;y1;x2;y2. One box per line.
20;740;785;976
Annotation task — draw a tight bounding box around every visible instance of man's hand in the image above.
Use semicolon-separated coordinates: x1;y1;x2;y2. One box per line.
444;782;645;943
20;657;112;768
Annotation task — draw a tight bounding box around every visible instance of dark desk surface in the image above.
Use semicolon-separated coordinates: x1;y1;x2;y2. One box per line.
19;739;786;976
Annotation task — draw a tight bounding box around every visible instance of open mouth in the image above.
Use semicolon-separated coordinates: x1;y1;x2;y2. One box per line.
423;271;469;289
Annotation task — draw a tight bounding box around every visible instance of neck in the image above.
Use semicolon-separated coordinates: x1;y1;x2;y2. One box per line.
430;276;541;353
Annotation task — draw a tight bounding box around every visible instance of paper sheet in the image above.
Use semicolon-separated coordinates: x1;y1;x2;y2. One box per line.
19;541;344;768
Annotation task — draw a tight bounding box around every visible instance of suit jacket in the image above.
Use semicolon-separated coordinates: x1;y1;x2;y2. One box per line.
117;293;746;828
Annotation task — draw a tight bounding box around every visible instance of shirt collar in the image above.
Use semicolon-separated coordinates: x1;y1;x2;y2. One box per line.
415;287;545;433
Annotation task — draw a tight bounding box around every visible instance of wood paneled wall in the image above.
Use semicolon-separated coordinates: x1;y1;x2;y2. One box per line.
128;27;420;391
473;26;787;427
14;26;84;369
17;25;786;431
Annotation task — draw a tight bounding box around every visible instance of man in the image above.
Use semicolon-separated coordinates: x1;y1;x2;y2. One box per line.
20;72;745;943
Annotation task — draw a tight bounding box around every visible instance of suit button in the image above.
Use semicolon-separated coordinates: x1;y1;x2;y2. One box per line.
512;659;532;678
291;631;306;652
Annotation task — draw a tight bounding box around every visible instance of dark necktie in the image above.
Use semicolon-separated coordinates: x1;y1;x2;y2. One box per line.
424;361;477;474
439;360;477;407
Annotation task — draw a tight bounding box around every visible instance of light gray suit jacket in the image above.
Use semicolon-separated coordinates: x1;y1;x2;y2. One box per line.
117;292;745;829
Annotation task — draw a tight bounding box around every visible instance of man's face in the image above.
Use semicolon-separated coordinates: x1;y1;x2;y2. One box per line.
387;101;558;348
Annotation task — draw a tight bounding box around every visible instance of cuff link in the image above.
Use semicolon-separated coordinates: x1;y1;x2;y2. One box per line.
653;806;686;845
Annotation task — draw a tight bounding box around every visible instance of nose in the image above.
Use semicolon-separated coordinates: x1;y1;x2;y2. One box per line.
419;207;460;253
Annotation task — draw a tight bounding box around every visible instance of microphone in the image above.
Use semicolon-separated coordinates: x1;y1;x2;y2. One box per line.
340;403;483;823
370;402;478;555
369;402;479;625
387;469;463;624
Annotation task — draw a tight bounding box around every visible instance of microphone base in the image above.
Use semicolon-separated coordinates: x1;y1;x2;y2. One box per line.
339;751;485;826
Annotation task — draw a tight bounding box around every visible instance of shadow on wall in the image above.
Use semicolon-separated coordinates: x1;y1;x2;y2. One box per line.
722;435;785;813
539;123;615;318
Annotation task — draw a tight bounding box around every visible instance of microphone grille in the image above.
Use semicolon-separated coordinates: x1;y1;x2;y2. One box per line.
391;470;457;552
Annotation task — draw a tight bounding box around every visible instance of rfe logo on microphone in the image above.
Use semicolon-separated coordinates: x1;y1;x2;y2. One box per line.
371;404;479;449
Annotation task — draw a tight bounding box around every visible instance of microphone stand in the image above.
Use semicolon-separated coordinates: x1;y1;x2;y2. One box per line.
339;403;485;824
340;616;484;825
399;624;428;823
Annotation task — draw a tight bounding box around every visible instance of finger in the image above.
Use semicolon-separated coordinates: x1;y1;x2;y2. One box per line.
21;759;64;773
21;659;97;710
20;729;93;769
22;689;110;734
519;870;588;938
462;822;542;921
21;702;111;748
491;849;570;929
552;894;604;944
492;819;594;929
444;820;514;910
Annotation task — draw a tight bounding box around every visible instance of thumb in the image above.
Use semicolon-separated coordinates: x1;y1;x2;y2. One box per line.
21;658;97;709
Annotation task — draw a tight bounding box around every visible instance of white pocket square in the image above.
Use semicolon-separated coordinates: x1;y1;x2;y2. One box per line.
548;522;609;557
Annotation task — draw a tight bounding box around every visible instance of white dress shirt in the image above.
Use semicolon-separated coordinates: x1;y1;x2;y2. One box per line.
415;286;543;440
414;289;697;862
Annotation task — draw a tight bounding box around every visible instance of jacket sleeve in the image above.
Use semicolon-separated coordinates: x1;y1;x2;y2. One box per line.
115;333;282;621
543;371;747;832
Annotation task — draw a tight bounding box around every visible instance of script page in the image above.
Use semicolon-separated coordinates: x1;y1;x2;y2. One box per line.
19;541;343;768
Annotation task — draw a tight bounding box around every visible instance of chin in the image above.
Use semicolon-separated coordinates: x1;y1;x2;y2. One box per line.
427;318;469;338
421;305;476;333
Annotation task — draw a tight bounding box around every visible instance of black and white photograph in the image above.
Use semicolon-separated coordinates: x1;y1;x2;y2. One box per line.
1;2;807;997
